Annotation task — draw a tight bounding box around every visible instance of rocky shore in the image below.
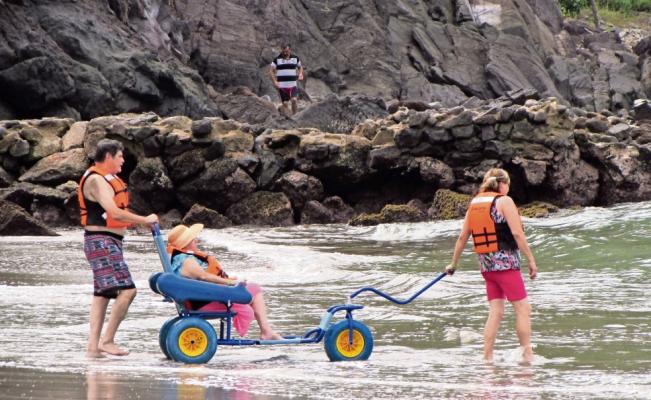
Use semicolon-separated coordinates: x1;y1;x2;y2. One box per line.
1;93;650;235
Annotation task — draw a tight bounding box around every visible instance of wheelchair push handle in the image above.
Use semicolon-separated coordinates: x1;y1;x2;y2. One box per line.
348;272;447;305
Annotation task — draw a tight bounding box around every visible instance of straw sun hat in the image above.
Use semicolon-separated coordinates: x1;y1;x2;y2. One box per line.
168;223;204;249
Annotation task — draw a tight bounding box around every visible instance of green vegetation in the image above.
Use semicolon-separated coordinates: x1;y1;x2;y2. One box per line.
560;0;651;22
589;7;651;27
600;0;651;13
560;0;586;16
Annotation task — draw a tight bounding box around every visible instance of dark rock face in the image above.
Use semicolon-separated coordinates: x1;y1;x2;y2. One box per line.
0;199;58;236
0;1;222;120
0;0;648;125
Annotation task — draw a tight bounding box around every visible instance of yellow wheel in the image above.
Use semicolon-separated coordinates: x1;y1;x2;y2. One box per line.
166;317;217;363
335;329;365;358
178;327;209;357
324;320;373;361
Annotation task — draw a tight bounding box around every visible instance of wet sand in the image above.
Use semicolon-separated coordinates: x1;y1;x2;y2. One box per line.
0;367;287;400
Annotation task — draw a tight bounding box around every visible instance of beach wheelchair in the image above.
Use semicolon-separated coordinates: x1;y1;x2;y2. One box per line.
149;224;374;364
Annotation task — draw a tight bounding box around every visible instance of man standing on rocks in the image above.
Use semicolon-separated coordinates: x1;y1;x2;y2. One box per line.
78;139;158;358
269;43;304;116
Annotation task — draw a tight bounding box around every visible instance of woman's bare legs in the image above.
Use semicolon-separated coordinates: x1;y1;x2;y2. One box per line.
251;293;282;340
512;298;534;363
484;299;505;361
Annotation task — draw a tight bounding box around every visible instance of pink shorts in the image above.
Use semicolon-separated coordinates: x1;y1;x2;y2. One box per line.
197;283;262;337
481;269;527;302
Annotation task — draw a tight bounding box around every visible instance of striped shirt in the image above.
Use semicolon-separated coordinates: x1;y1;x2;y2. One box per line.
271;54;302;89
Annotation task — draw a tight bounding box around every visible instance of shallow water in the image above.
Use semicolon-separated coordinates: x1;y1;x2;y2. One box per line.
1;201;651;399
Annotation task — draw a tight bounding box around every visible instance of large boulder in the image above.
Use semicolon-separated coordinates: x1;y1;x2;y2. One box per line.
165;149;206;183
0;165;14;188
19;126;63;162
349;204;426;226
182;203;232;229
416;157;455;188
547;146;600;206
18;148;88;185
128;157;175;214
177;159;256;212
296;132;372;189
274;171;324;209
217;86;279;125
300;200;336;224
61;121;88;151
291;95;388;133
322;196;356;223
300;195;357;225
519;201;559;218
0;200;58;236
225;191;294;226
427;189;471;220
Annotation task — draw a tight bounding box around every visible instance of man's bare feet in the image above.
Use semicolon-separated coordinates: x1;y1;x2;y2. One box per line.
99;342;129;356
260;331;283;340
86;350;106;359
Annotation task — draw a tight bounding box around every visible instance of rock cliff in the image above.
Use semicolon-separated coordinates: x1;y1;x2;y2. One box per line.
0;0;649;121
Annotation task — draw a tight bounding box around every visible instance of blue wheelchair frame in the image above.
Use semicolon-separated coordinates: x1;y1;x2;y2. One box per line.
149;224;364;348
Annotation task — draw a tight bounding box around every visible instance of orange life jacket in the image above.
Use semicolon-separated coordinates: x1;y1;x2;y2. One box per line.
467;192;518;254
166;245;229;278
78;166;130;228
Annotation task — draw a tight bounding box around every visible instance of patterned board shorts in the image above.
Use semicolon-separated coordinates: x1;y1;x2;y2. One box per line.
84;232;135;299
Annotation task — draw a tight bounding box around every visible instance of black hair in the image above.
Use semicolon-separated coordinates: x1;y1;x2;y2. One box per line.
94;138;124;162
281;43;291;49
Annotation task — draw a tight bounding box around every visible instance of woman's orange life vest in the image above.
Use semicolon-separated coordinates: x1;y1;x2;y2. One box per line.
166;245;229;278
77;166;131;228
467;192;518;254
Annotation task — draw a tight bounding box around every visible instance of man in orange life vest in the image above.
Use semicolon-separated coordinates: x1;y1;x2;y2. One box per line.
78;139;158;358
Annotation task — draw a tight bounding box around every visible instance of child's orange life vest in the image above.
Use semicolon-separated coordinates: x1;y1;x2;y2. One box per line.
467;192;518;254
77;166;130;228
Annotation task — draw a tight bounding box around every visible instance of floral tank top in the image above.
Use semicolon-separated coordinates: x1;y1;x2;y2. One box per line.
477;201;521;273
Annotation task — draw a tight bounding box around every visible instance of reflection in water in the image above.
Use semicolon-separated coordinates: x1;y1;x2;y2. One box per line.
471;363;537;400
174;366;257;400
86;367;262;400
86;371;117;400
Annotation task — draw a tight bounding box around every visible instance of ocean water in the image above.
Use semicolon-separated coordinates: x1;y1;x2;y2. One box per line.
1;201;650;399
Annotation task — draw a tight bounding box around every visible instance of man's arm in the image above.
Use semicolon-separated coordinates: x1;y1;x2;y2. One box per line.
86;175;157;225
269;64;279;88
298;65;304;81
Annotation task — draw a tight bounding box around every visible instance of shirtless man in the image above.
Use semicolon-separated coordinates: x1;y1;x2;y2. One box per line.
78;139;158;358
